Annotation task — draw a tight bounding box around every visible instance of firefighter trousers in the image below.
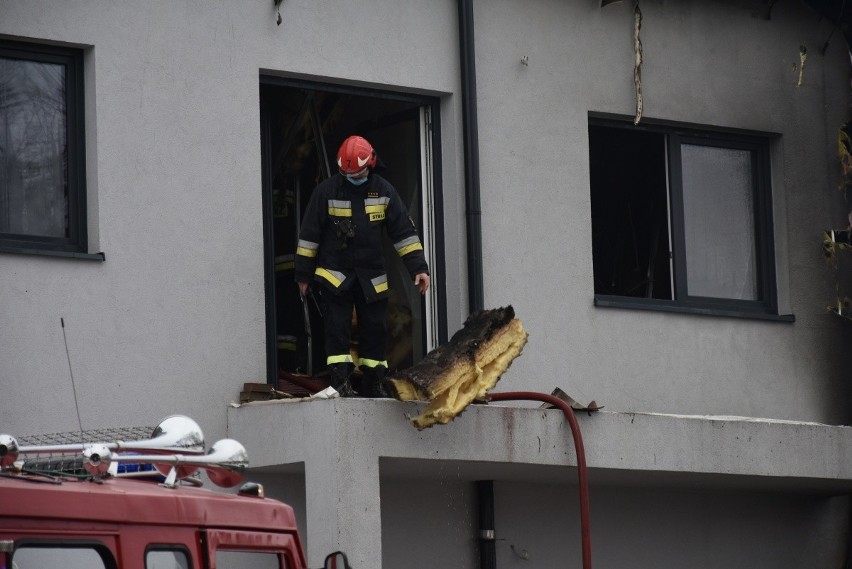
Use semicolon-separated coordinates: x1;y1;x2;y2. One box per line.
322;284;389;368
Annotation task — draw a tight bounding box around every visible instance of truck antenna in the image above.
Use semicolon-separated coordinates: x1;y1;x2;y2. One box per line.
61;317;86;440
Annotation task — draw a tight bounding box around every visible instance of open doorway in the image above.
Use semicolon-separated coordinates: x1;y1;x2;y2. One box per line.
260;78;441;385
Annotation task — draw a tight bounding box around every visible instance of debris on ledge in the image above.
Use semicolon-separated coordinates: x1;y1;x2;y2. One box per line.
385;306;529;430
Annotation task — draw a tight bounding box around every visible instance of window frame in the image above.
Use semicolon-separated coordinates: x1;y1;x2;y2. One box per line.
589;115;791;321
0;39;90;256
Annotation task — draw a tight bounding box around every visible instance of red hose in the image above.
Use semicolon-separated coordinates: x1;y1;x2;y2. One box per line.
487;391;592;569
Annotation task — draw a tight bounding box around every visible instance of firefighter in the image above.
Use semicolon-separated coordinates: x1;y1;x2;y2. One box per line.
295;135;430;397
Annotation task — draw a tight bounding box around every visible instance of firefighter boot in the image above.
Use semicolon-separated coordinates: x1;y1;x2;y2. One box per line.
329;363;356;397
359;366;389;398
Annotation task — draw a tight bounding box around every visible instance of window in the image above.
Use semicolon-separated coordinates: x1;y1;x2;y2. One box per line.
589;116;784;319
146;548;190;569
216;549;284;569
0;40;88;255
12;544;115;569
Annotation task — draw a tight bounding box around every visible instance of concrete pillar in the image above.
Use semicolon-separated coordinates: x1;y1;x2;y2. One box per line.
301;402;383;569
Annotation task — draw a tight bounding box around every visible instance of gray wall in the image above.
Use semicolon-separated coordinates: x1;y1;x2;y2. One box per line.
491;482;849;569
383;476;852;568
382;477;479;569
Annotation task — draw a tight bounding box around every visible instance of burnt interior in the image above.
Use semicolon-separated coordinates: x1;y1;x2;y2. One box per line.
589;125;673;300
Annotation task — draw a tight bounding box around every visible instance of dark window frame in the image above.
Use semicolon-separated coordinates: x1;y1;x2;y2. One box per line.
0;39;90;257
589;115;792;321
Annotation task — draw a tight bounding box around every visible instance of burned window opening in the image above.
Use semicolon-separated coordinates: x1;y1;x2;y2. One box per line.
589;118;779;317
589;125;672;300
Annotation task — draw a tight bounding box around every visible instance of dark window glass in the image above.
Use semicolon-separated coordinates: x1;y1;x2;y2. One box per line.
589;126;672;300
0;40;86;253
589;118;777;317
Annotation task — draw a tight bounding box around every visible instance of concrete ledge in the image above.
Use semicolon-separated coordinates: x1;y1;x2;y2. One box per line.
227;397;852;493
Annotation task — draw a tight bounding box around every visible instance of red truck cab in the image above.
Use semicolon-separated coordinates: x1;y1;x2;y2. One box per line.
0;473;305;569
0;416;348;569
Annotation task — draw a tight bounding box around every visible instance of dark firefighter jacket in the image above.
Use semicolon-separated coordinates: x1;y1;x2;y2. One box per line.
295;173;429;303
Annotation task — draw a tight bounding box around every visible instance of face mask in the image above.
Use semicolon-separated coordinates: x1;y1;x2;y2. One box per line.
345;174;369;186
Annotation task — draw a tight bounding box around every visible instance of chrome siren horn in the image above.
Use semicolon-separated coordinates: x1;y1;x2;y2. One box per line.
82;444;113;477
120;415;206;455
113;438;249;488
0;434;19;470
203;439;248;488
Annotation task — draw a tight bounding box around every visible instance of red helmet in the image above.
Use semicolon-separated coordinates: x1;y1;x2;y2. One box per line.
337;135;376;175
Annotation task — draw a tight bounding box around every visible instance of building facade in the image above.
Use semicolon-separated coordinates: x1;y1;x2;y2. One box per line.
2;1;852;568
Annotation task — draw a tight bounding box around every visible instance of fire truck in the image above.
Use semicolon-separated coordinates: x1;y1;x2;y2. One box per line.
0;415;348;569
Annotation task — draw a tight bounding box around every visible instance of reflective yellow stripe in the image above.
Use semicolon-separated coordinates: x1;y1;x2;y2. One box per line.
359;358;388;369
277;335;297;351
395;236;423;257
275;254;295;271
371;275;388;294
328;200;352;217
397;242;423;256
364;204;387;215
315;267;345;288
365;198;387;222
297;240;318;258
327;354;354;365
